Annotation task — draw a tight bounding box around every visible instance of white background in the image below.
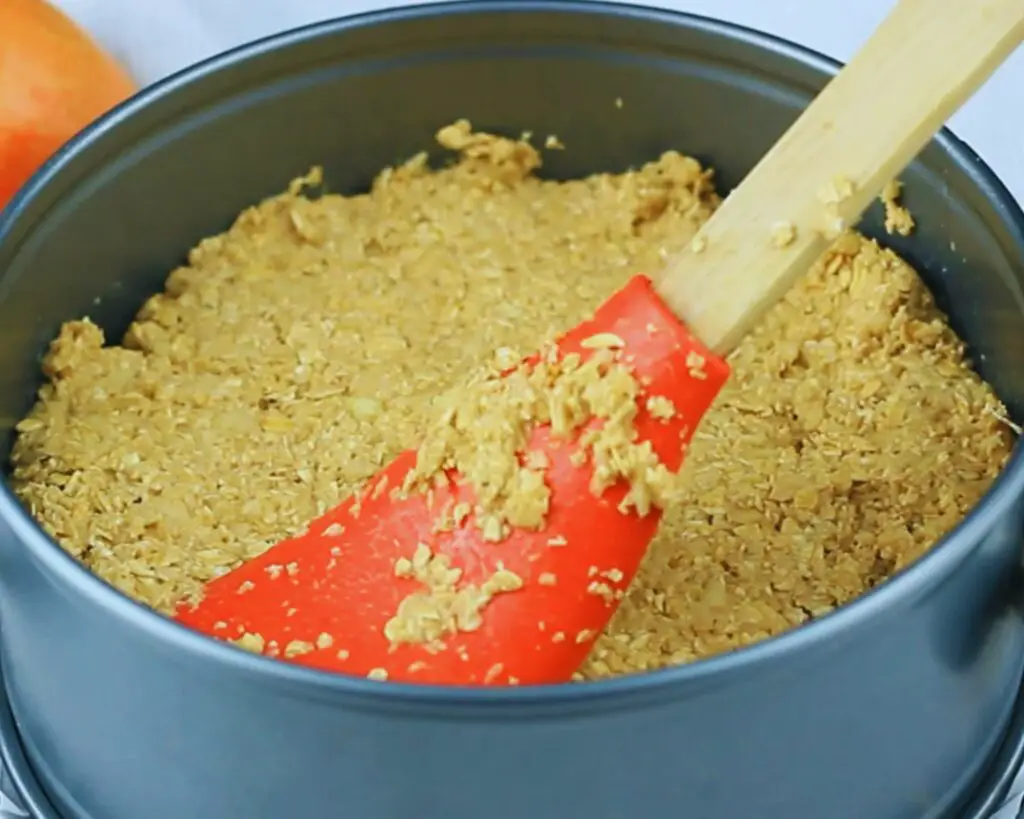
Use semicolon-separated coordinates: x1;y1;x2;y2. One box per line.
37;1;1024;817
47;0;1024;208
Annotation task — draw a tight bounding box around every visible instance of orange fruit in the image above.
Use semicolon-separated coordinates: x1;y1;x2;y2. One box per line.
0;0;135;210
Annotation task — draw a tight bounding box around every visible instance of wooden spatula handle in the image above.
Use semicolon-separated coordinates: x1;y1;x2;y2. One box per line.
657;0;1024;356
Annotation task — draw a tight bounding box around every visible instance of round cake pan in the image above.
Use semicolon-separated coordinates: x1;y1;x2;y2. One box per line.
1;2;1024;818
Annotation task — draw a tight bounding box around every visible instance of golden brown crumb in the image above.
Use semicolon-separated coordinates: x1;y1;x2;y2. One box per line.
881;179;915;236
685;350;707;381
587;580;616;604
544;135;565;150
770;221;797;248
284;639;314;658
383;544;524;648
645;395;676;421
231;631;266;653
580;332;625;350
9;122;1011;682
367;668;388;681
538;572;557;586
393;556;413;577
315;632;334;650
436;119;541;188
401;337;686;540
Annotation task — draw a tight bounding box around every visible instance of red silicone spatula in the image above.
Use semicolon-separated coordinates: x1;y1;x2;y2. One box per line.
176;0;1024;685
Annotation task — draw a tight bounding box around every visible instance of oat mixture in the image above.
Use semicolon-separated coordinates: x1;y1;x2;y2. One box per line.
10;122;1013;679
404;339;691;544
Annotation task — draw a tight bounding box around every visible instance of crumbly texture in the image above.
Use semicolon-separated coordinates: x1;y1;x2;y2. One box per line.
770;221;797;249
384;543;523;649
386;342;691;646
403;342;688;544
881;179;915;236
10;123;1013;679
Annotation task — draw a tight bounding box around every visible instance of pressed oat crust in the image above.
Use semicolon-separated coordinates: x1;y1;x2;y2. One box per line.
10;122;1013;680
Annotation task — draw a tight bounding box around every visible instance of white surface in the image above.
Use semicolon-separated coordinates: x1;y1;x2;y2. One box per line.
47;0;1024;208
36;1;1024;817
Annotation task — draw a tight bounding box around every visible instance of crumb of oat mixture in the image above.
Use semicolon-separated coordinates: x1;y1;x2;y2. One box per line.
384;542;523;649
400;342;689;547
9;121;1013;680
880;179;915;236
770;221;797;249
